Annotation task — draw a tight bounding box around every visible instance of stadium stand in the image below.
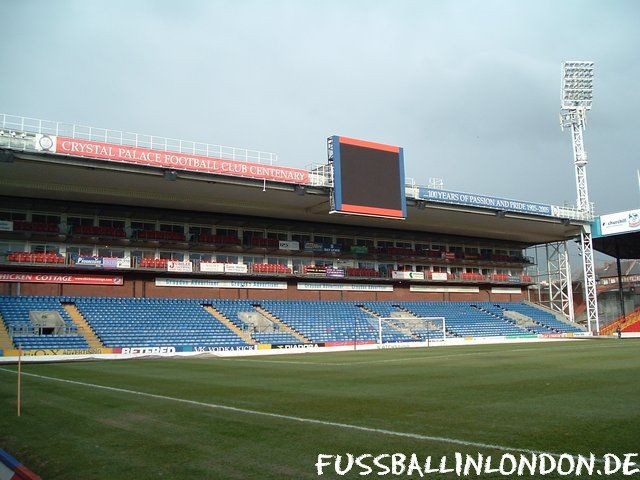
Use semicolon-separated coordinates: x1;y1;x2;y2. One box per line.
136;230;186;242
623;318;640;333
251;263;292;274
72;225;126;238
208;299;260;332
139;258;169;269
600;306;640;335
0;296;585;350
6;252;65;264
399;302;529;337
497;302;583;333
197;234;241;245
12;220;59;233
0;296;88;349
259;300;414;344
73;297;249;348
346;268;380;277
251;332;302;345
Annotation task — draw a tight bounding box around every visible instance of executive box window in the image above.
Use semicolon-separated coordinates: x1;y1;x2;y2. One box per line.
217;228;238;238
216;255;239;264
31;244;60;254
336;237;353;249
292;258;312;273
292;233;311;245
189;252;214;263
243;255;264;266
99;218;125;229
0;211;26;221
189;226;212;236
267;257;289;266
314;259;334;268
32;214;60;224
67;216;94;227
313;235;333;245
160;224;184;234
0;242;27;253
243;230;263;245
267;232;287;241
67;245;95;257
97;248;125;258
131;221;155;231
131;249;155;259
159;251;184;261
356;238;374;247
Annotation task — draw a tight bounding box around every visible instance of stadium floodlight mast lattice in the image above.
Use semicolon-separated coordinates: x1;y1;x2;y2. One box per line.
559;61;599;333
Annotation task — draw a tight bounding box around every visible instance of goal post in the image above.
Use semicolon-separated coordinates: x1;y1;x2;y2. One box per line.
374;316;446;346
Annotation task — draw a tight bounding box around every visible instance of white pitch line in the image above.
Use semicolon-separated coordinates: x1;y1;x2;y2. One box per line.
222;342;620;367
0;367;603;463
222;358;330;366
221;347;519;367
222;351;493;367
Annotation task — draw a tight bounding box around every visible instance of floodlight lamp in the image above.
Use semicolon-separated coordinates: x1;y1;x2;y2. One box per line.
561;61;594;110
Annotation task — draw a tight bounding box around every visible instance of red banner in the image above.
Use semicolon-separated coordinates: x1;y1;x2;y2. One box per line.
0;272;123;285
53;137;309;184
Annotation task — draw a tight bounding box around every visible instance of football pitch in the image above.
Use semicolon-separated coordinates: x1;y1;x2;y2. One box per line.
0;340;638;479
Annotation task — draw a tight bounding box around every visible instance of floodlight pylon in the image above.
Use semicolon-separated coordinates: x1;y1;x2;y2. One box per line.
560;61;599;333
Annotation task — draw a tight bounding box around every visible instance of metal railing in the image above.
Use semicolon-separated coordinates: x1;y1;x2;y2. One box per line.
1;113;595;222
8;323;78;338
0;113;278;165
551;203;595;221
306;162;333;187
405;180;594;222
0;255;534;285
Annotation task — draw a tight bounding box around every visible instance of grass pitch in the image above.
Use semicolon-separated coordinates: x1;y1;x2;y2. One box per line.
0;340;638;479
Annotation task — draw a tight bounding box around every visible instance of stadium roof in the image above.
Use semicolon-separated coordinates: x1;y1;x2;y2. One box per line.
593;232;640;259
592;209;640;259
0;149;585;246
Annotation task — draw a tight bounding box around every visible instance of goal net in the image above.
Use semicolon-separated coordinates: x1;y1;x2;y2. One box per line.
374;316;446;345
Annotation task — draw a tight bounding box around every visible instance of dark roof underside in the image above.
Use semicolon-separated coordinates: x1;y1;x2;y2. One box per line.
0;150;585;246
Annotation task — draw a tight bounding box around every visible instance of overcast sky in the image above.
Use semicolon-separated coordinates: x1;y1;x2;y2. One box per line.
2;0;639;217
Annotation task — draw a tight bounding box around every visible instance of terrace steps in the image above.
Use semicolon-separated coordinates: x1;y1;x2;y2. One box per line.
0;313;14;350
524;301;585;331
62;303;105;349
203;305;256;344
253;306;310;343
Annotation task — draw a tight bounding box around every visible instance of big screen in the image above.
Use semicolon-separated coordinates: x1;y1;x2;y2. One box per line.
330;136;406;219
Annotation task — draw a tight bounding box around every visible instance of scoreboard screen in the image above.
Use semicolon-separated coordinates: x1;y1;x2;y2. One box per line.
329;136;406;219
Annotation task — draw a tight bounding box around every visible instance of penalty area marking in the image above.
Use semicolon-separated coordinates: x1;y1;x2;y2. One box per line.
0;366;602;463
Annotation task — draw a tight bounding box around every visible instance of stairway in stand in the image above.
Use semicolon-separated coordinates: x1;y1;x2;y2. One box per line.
253;306;310;343
0;313;14;350
62;303;105;348
203;305;256;344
